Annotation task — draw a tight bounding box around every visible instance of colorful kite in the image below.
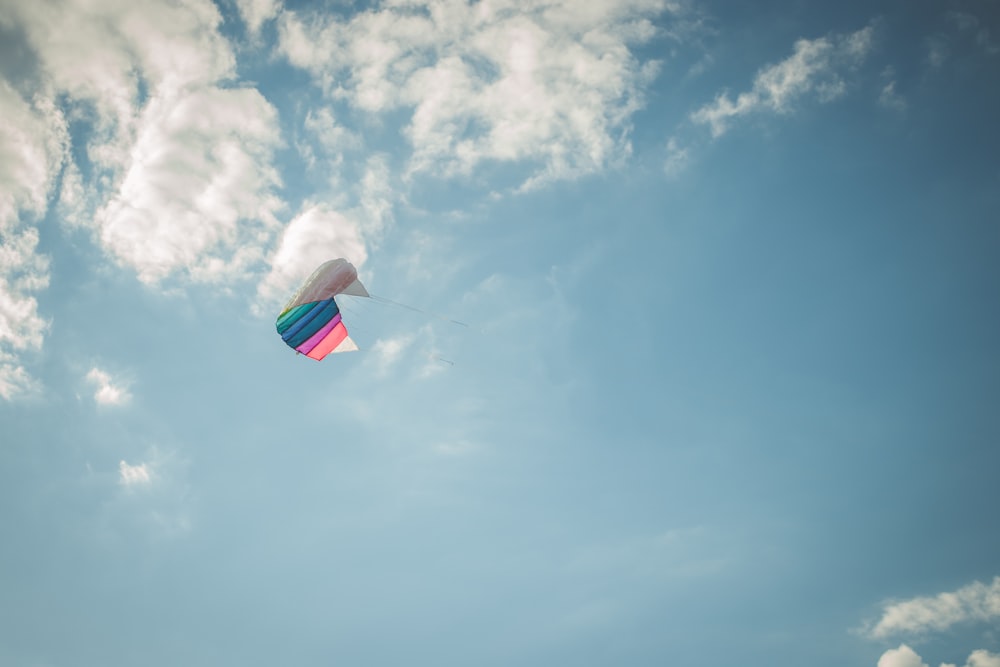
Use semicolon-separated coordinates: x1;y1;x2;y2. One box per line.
275;258;369;360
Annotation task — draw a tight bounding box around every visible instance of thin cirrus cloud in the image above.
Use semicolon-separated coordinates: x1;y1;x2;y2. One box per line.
277;0;677;189
691;25;875;137
868;576;1000;639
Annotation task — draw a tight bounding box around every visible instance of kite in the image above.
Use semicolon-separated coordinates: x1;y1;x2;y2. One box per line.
275;258;369;360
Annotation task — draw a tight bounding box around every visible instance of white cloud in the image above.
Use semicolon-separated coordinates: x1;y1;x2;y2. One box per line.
256;204;368;309
11;0;236;165
278;0;675;188
691;25;874;137
869;576;1000;639
95;86;283;284
877;645;1000;667
119;459;151;485
0;227;49;352
0;81;64;399
298;106;360;183
85;368;132;407
0;350;41;401
966;651;1000;667
235;0;281;36
0;84;67;232
7;0;285;286
880;645;930;667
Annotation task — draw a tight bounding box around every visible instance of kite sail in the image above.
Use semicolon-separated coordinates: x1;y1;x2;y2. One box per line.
276;258;369;360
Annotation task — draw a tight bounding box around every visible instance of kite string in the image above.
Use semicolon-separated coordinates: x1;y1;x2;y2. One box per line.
368;294;469;328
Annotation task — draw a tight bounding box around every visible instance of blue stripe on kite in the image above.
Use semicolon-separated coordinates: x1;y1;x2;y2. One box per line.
285;300;341;348
277;301;321;334
281;299;335;343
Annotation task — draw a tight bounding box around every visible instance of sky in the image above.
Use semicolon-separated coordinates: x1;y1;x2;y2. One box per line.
1;0;999;665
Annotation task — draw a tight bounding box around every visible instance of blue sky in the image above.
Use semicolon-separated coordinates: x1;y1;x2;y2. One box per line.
2;1;999;665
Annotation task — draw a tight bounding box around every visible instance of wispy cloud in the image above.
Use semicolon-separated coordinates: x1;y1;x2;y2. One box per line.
879;81;907;112
119;459;151;486
949;11;999;56
691;25;874;137
278;0;677;189
85;368;132;407
663;136;690;178
370;334;415;375
234;0;281;37
868;576;1000;639
111;446;192;537
877;644;1000;667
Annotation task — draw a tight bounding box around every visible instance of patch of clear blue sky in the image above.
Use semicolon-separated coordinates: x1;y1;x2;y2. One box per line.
2;1;999;666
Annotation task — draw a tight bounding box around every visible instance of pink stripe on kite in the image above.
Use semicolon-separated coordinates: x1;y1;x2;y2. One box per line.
296;312;342;355
305;322;349;360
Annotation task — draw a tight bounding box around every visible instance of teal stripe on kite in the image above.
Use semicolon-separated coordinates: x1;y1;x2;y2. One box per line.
281;299;335;342
277;301;320;334
285;300;340;348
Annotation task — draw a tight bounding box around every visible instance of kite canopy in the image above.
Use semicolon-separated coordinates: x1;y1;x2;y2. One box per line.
276;259;369;360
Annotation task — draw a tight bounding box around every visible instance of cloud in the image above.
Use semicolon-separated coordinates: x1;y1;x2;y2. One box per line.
663;136;690;178
94;86;283;284
119;459;151;486
879;80;906;112
85;368;132;407
869;576;1000;639
877;645;1000;667
256;204;368;308
8;0;285;286
234;0;281;36
948;12;999;56
691;25;874;137
0;81;64;399
880;645;930;667
111;446;192;536
0;227;49;352
370;333;415;375
11;0;236;158
965;651;1000;667
278;0;675;188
